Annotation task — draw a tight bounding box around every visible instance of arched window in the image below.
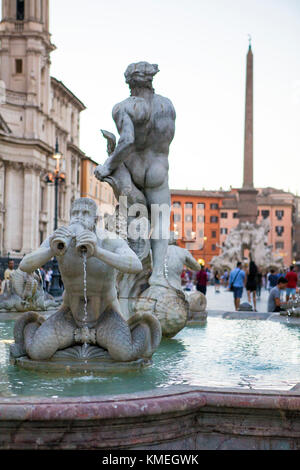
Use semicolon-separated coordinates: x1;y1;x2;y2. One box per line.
16;0;25;21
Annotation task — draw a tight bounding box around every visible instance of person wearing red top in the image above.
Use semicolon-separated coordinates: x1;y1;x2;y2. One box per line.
196;266;208;295
285;266;298;301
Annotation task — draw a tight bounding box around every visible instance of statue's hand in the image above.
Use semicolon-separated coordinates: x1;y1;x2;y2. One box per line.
94;163;112;182
50;227;73;256
76;230;97;257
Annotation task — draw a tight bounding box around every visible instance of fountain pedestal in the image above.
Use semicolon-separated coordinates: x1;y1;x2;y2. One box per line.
10;344;151;374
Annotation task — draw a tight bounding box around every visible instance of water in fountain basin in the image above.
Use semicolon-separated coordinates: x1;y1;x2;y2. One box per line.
1;318;300;398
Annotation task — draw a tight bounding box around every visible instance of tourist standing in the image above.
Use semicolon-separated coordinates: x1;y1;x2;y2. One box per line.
267;277;288;312
184;280;194;292
285;265;298;301
229;262;246;311
223;269;229;287
246;260;258;312
214;271;221;293
44;268;52;292
196;265;208;295
4;260;15;281
256;270;262;299
2;260;15;293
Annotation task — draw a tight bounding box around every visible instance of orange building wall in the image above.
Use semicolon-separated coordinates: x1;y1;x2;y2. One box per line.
171;194;222;266
257;205;293;267
81;158;117;217
219;209;239;246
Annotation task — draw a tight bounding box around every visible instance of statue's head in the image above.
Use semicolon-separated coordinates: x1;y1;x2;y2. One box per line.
125;62;159;90
70;198;98;231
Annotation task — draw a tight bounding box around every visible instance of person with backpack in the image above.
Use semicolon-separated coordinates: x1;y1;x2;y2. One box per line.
229;262;246;311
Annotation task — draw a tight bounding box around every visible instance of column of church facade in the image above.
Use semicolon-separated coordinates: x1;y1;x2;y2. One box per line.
22;164;41;252
3;162;24;253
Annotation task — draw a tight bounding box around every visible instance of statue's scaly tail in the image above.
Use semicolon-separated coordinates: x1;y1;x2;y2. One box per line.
128;312;162;358
96;309;162;362
10;312;45;358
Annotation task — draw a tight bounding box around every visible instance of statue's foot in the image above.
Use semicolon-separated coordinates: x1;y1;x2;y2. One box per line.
148;275;169;289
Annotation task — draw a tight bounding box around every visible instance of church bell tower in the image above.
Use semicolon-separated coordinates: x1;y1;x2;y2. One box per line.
0;0;55;114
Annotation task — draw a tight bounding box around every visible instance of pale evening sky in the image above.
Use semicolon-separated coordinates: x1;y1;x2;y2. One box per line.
3;0;300;194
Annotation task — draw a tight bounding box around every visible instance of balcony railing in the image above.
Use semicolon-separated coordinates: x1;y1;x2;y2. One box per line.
14;22;24;33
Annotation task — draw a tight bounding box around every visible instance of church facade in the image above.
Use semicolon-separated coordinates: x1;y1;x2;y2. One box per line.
0;0;86;257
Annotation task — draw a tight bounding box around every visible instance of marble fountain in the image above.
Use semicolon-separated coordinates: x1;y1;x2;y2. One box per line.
1;62;300;450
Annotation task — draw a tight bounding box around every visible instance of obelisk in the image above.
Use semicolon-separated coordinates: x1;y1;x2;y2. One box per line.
238;40;258;224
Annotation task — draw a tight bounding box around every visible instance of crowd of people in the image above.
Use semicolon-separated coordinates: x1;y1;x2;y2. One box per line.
0;260;54;295
181;262;299;313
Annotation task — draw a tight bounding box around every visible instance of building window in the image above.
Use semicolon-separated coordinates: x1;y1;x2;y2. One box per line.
173;202;181;208
275;242;284;250
40;231;44;245
185;215;193;223
197;203;205;209
15;59;23;74
185;229;192;239
210;203;219;210
262;210;270;219
221;212;228;219
173;214;181;223
275;226;284;237
197;215;204;223
220;228;228;235
16;0;25;21
185;203;193;209
276;210;284;220
210;216;218;223
233;212;238;219
212;244;216;251
211;231;217;238
40;187;45;212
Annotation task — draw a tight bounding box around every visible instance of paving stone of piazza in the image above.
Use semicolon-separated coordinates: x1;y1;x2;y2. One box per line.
199;284;270;313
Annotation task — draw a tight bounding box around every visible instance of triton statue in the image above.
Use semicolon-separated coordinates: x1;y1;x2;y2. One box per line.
11;198;161;363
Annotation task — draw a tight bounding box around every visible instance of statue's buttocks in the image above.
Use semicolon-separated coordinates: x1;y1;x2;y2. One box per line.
113;94;175;190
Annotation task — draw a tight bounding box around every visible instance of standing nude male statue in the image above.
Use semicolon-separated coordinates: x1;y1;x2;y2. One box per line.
94;62;176;288
11;198;161;362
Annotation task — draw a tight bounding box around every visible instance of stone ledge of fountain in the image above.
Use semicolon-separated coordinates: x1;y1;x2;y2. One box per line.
0;309;57;321
1;385;300;450
207;310;300;324
11;354;151;374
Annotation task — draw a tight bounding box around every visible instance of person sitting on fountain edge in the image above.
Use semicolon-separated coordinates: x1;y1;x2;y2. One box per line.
267;277;288;313
11;198;162;363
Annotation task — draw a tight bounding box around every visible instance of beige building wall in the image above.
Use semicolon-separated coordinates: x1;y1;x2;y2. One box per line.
0;0;85;256
81;157;117;225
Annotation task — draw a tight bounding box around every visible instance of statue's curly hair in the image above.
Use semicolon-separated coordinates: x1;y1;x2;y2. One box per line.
124;62;159;85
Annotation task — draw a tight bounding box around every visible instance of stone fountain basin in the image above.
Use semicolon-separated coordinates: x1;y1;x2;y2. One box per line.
2;311;300;450
1;385;300;450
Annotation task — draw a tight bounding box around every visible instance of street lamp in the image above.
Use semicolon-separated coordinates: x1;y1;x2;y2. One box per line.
45;138;66;298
